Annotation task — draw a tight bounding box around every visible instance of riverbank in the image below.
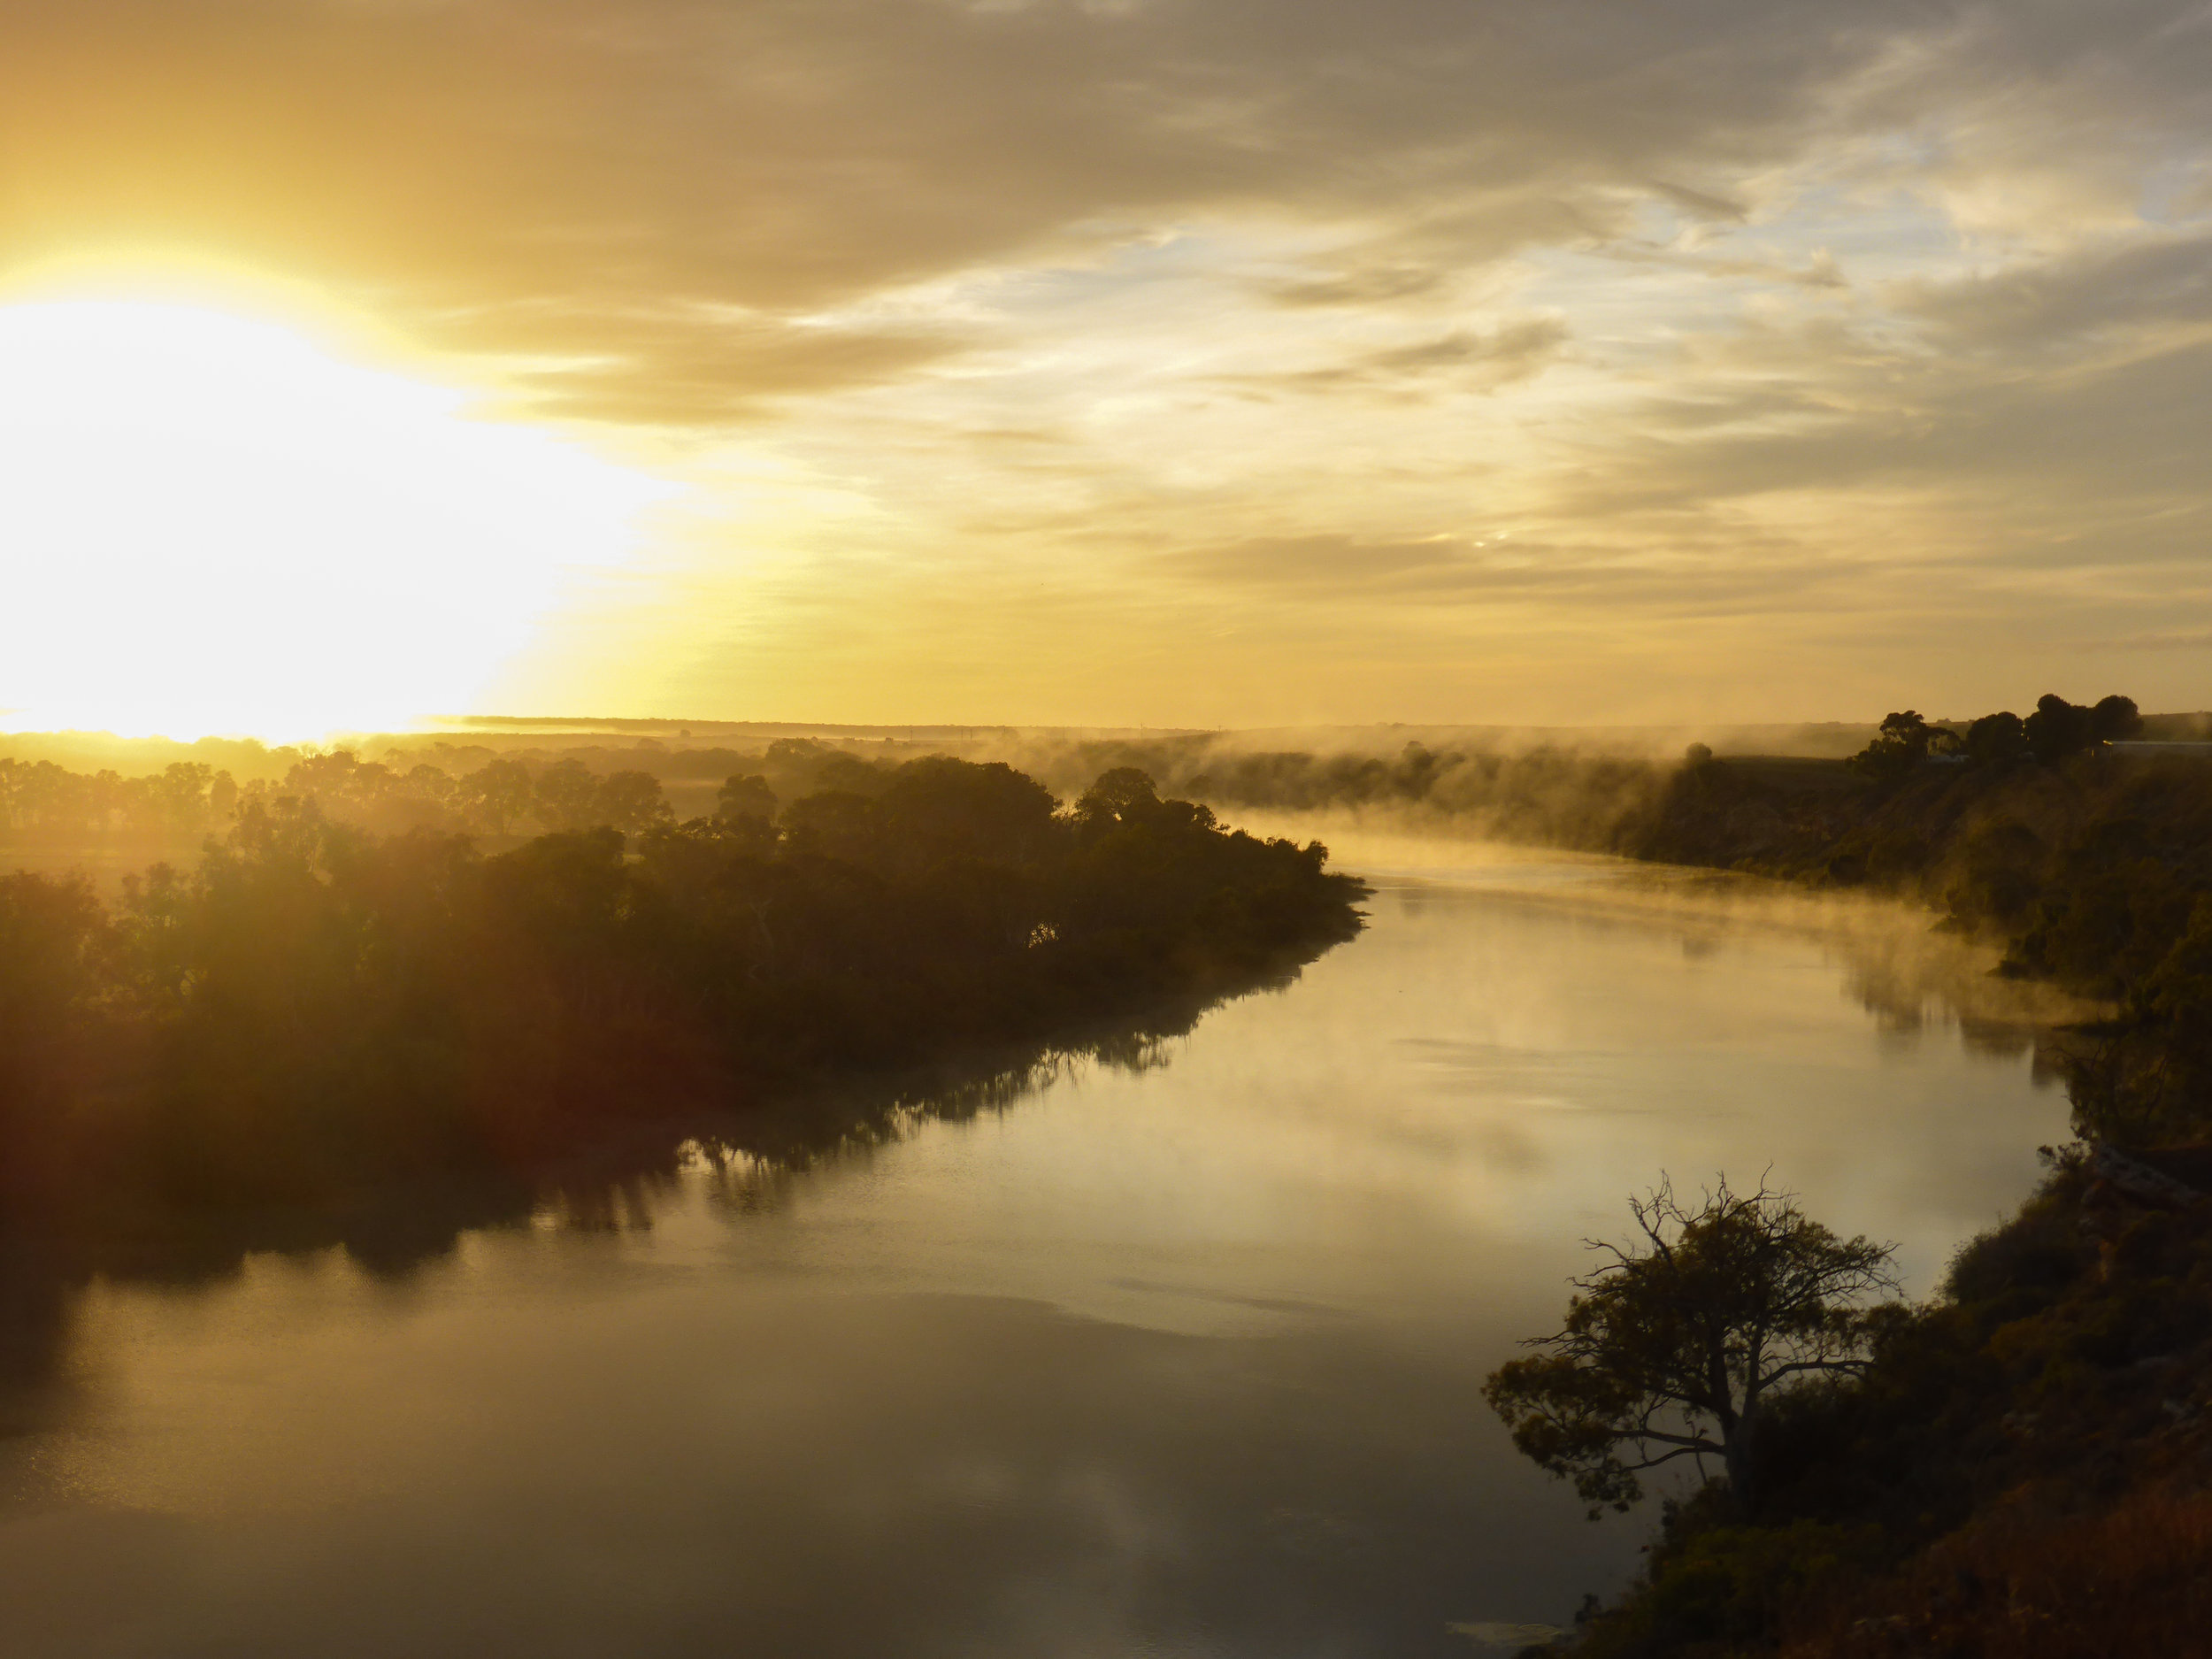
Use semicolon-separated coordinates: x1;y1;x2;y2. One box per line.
0;758;1366;1241
0;834;2059;1657
1531;750;2212;1657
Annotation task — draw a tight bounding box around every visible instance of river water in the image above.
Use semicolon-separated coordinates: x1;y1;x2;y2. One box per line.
0;844;2076;1658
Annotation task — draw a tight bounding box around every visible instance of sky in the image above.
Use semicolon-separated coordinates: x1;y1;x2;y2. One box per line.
4;0;2211;736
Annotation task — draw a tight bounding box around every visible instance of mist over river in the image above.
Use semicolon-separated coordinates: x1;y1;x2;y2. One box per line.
0;843;2074;1658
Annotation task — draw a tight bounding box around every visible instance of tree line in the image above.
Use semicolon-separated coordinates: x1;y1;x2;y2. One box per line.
0;758;1364;1226
0;734;924;842
1489;694;2212;1654
0;749;674;840
1846;692;2144;780
1647;692;2212;1144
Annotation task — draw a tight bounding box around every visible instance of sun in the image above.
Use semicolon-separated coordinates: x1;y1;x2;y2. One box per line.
0;295;674;741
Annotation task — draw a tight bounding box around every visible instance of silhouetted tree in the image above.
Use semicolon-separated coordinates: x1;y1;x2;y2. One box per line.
763;737;888;800
1074;767;1161;833
1965;710;2029;765
597;770;672;835
460;760;534;834
715;774;778;823
0;872;110;1212
779;790;879;864
0;755;1367;1217
534;757;603;833
1850;711;1958;780
876;757;1058;867
2092;695;2143;743
2025;694;2099;764
1484;1179;1899;1516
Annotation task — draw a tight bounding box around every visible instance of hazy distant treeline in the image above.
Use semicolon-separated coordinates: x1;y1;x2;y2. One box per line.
0;736;925;844
1639;700;2212;1142
996;695;2212;1142
0;758;1363;1225
1547;708;2212;1657
982;735;1679;851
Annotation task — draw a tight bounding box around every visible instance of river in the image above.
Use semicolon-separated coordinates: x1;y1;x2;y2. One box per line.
0;843;2076;1657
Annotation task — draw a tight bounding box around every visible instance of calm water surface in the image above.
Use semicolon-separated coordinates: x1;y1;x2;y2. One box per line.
0;846;2074;1657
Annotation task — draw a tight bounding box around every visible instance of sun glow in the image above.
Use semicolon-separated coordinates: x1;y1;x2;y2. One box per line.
0;296;674;741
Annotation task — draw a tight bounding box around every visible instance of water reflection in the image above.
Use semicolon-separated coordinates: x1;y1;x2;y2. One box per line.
0;849;2080;1657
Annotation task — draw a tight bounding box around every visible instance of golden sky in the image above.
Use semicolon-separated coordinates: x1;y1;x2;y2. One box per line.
4;0;2210;736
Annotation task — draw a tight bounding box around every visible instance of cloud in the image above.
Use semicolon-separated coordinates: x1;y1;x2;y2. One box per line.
9;0;2212;722
494;314;968;424
1647;180;1750;222
1220;317;1569;397
1262;265;1448;308
1896;230;2212;357
0;0;2044;418
1156;534;1858;617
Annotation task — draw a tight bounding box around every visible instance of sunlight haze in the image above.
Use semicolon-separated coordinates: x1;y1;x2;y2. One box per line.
4;11;2212;1651
0;298;672;739
5;0;2209;732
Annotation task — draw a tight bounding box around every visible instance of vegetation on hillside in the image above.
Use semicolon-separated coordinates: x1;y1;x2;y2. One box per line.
1639;696;2211;1141
1533;1147;2212;1658
1482;694;2212;1657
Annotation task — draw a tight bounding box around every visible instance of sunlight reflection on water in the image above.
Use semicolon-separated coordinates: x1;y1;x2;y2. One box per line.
0;846;2073;1657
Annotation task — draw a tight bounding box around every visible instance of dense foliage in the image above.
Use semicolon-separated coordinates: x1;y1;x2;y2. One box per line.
1555;1148;2212;1659
0;733;929;843
0;757;1363;1225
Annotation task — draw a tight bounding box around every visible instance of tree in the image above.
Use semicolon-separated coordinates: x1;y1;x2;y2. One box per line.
1849;710;1958;780
459;760;534;835
1483;1179;1899;1517
2092;694;2142;743
2025;694;2097;764
596;770;673;835
0;871;111;1207
876;756;1060;867
716;773;778;824
1073;767;1160;833
1965;710;2028;765
534;757;603;833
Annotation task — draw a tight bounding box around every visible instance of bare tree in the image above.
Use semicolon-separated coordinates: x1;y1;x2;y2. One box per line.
1483;1177;1900;1516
